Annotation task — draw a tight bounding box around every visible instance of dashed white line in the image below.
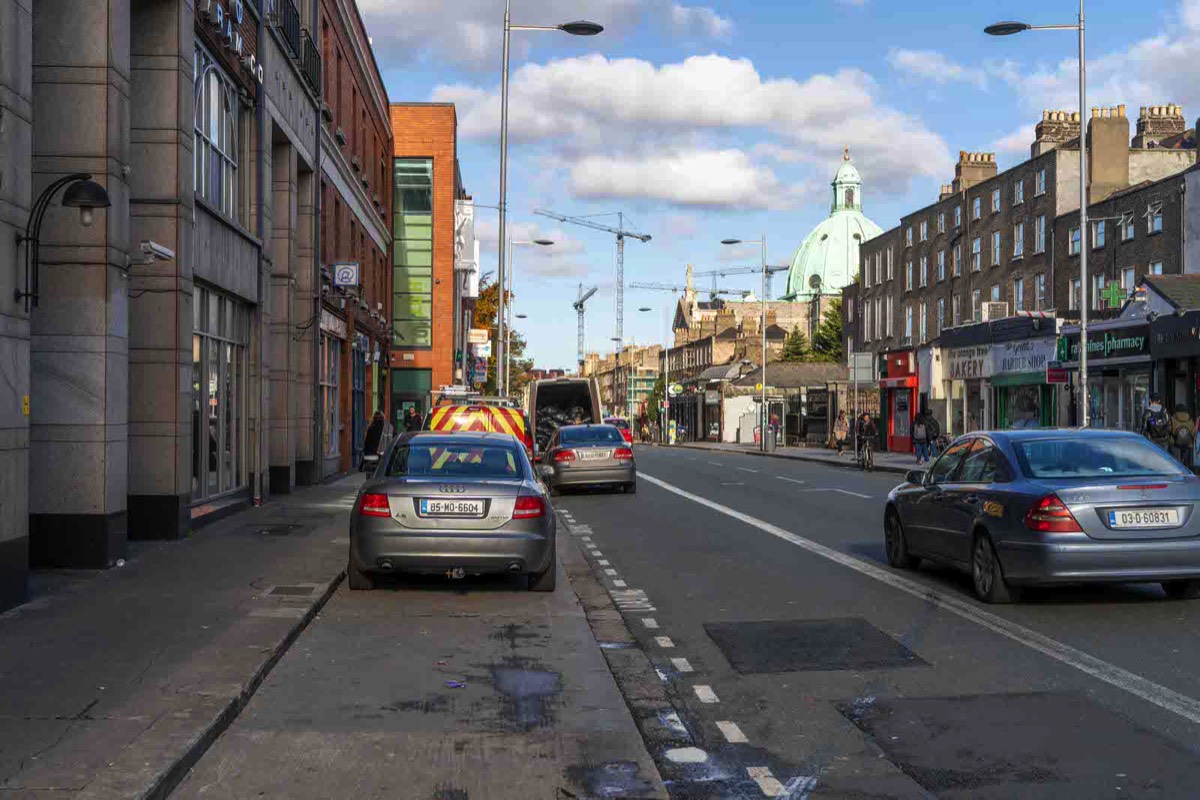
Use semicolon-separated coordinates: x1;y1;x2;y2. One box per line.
798;488;872;499
671;657;694;673
641;471;1200;728
716;720;749;743
737;466;760;474
613;579;627;588
598;559;610;566
605;568;618;576
642;617;659;629
707;461;724;466
693;685;719;704
748;766;785;797
776;476;806;485
654;636;675;648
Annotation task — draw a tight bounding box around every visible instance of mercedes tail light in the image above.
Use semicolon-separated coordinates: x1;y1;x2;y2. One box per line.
614;447;634;461
513;495;545;519
554;450;576;463
359;493;391;518
1024;493;1081;533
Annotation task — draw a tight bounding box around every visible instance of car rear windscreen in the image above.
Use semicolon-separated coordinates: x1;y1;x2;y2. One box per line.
387;444;523;479
561;427;624;445
605;418;630;429
1014;437;1188;479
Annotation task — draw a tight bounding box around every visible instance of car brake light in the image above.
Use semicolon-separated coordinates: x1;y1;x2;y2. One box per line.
554;450;576;463
359;493;391;518
1023;493;1082;533
1118;484;1168;490
614;447;634;461
513;495;545;519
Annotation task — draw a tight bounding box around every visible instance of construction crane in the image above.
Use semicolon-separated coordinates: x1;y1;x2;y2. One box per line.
534;209;651;346
573;284;599;369
694;265;790;299
630;281;755;299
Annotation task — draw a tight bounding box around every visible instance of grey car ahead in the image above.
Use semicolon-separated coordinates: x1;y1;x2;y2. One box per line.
543;424;637;495
886;429;1200;603
349;431;556;592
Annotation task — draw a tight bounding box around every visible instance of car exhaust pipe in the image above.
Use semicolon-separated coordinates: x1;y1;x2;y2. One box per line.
378;560;394;572
508;562;522;573
447;567;466;580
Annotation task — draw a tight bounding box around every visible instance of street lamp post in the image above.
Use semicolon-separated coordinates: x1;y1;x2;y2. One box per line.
504;238;552;396
987;2;1089;426
722;234;768;450
497;6;602;396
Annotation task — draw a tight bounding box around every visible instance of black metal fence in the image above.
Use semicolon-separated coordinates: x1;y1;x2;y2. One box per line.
301;28;322;95
276;0;301;61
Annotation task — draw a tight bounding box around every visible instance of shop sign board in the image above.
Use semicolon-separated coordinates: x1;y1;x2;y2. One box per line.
320;309;347;339
333;262;359;288
1151;312;1200;358
704;389;720;406
467;328;490;345
848;352;874;383
668;383;683;397
994;339;1055;376
1056;326;1150;363
947;345;992;381
1046;361;1068;384
470;341;492;358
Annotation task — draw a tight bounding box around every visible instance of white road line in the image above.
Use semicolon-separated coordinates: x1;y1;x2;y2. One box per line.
798;487;872;499
605;568;618;576
598;559;610;566
641;471;1200;728
654;636;675;648
642;617;659;629
613;579;628;588
776;476;806;485
747;766;785;797
707;461;724;466
693;684;720;704
671;657;694;673
717;720;749;743
737;467;760;473
591;551;603;558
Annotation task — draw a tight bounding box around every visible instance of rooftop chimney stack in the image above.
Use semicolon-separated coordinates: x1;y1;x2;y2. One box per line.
1031;109;1082;157
951;151;998;194
938;183;955;201
1132;104;1187;148
1088;105;1131;204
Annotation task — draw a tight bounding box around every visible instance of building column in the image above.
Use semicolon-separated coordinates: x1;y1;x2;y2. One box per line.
293;166;317;483
28;0;131;567
126;0;194;539
268;141;297;493
0;0;33;608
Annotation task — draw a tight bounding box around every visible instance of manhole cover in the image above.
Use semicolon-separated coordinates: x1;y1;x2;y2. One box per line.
267;585;316;597
703;618;925;674
839;692;1200;796
251;523;307;536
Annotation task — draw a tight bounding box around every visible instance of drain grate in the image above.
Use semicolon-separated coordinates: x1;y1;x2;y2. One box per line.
267;585;317;597
704;618;925;674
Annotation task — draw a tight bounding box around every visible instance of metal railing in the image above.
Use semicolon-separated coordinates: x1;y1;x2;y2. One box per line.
301;28;322;96
273;0;302;61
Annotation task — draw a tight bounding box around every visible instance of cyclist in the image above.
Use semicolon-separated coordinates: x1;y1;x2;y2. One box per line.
856;412;877;469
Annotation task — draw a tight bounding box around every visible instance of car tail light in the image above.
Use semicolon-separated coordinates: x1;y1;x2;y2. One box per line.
554;450;576;463
513;495;545;519
1118;484;1168;490
614;447;634;461
359;492;391;518
1024;493;1082;533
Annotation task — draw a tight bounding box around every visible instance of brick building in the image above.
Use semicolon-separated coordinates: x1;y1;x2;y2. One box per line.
389;104;467;422
318;0;392;477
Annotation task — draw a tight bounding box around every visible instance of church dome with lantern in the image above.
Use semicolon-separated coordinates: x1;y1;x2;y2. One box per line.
781;149;883;300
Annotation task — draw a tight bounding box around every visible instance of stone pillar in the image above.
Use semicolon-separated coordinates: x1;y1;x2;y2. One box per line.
29;0;131;566
126;0;194;539
293;166;317;484
268;141;296;493
0;0;33;608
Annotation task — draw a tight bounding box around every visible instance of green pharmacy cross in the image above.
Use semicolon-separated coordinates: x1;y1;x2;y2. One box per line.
1101;281;1126;310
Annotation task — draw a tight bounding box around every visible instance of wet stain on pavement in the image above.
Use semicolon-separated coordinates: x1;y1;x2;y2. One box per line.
382;695;452;714
491;667;562;731
565;761;655;798
431;787;468;800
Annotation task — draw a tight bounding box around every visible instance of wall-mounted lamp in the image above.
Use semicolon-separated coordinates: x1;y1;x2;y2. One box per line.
15;173;111;311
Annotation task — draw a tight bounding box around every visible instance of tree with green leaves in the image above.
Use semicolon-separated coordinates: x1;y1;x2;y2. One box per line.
810;296;845;364
780;326;810;362
472;277;534;397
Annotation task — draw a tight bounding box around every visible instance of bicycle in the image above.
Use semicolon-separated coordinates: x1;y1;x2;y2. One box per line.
857;437;874;471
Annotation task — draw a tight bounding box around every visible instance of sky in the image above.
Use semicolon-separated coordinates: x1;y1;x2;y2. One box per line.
359;0;1200;369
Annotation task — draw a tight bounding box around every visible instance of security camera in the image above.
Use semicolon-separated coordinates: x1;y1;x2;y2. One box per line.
141;240;175;263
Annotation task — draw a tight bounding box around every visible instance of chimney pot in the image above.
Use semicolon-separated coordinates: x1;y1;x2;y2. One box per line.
1117;104;1126;117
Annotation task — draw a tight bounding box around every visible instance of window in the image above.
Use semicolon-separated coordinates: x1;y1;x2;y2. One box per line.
1035;274;1046;310
320;334;341;457
393;158;435;347
1069;278;1081;311
1069;226;1081;255
1014;179;1024;205
972;197;982;219
937;298;945;334
937;250;946;281
991;188;1001;212
887;247;894;280
920;256;928;287
972;289;981;320
193;45;242;221
1122;267;1136;296
905;305;913;339
930;439;973;483
919;302;927;342
863;301;871;341
971;237;982;271
991;284;1001;302
906;226;913;246
875;252;882;284
906;261;913;291
958;439;999;484
1036;168;1046;196
1014;436;1186;480
875;297;883;340
863;260;870;289
1091;274;1106;310
1013;277;1024;310
952;294;961;326
1093;220;1105;249
1150;261;1164;275
991;230;1002;265
920;220;928;242
954;205;962;227
1148;203;1163;234
886;295;894;336
192;286;250;500
1121;214;1135;241
1035;215;1046;253
938;212;945;234
953;244;962;276
847;300;855;322
1013;222;1024;258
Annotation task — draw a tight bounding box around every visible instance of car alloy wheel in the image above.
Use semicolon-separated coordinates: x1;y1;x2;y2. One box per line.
885;511;919;569
972;534;1017;604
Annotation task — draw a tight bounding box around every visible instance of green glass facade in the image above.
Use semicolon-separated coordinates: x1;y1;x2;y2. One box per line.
393;158;433;348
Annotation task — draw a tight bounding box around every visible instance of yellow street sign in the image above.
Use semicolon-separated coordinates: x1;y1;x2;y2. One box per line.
755;383;763;391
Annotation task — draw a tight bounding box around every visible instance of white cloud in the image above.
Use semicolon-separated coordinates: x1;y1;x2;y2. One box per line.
991;126;1030;157
476;219;590;279
887;48;988;88
570;149;791;209
669;3;734;38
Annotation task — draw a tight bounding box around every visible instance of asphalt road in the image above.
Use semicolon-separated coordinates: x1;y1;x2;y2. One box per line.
554;445;1200;799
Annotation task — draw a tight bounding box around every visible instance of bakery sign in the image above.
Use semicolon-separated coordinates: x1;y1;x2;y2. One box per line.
993;339;1055;376
946;345;992;380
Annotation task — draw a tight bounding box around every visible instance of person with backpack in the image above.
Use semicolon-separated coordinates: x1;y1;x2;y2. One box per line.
912;410;932;465
1142;394;1172;451
1169;403;1195;467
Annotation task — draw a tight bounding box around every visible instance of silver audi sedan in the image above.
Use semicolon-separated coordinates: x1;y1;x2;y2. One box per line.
349;431;556;592
542;424;637;495
886;429;1200;603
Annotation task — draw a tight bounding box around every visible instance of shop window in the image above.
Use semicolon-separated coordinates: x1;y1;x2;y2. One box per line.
192;286;250;501
321;334;341;457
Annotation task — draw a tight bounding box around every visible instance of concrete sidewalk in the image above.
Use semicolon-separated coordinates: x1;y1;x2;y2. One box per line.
0;477;362;799
676;440;919;474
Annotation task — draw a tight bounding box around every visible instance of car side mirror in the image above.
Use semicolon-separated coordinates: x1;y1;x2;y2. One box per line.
361;454;380;473
538;464;554;478
905;469;926;486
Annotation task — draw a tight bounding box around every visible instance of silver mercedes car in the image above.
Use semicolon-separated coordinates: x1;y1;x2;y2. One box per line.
349;431;556;592
885;429;1200;603
542;424;637;495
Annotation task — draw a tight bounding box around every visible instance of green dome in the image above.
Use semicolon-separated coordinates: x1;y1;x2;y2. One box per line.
782;149;882;300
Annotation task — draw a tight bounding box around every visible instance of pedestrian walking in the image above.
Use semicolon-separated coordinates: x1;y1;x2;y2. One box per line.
404;406;422;433
833;411;849;456
1143;394;1171;451
912;410;932;465
1169;403;1194;467
361;410;386;469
